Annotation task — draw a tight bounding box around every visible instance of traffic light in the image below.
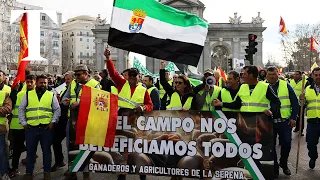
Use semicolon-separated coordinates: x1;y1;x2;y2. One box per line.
244;34;258;65
227;58;233;70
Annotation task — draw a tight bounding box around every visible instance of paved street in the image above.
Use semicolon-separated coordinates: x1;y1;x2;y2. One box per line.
11;127;320;180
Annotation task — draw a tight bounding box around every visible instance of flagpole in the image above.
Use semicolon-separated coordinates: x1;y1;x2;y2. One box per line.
310;37;313;70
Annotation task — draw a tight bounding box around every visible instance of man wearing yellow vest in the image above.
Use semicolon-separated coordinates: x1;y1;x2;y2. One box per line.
194;69;221;111
266;67;299;177
51;72;74;172
143;75;160;110
9;75;36;178
0;70;11;95
155;69;173;110
61;65;100;180
303;67;320;169
18;75;61;180
0;88;12;180
290;70;307;135
217;71;240;112
105;48;153;180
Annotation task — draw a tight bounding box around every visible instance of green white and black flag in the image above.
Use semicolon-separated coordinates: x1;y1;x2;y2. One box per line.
108;0;209;67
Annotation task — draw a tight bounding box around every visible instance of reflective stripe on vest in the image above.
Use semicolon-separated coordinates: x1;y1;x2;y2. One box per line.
111;86;118;95
118;82;146;109
238;82;270;112
166;92;193;110
305;85;320;119
0;91;6;125
198;86;221;111
2;84;11;95
221;88;239;112
147;87;156;94
290;79;306;98
278;80;291;118
10;91;26;129
26;90;53;126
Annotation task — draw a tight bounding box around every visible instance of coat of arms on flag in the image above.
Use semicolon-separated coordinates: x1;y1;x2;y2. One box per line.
94;94;109;111
129;9;146;33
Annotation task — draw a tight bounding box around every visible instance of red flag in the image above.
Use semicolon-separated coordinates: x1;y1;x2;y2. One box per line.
279;16;287;35
75;86;118;147
311;36;320;52
217;67;227;81
12;12;30;89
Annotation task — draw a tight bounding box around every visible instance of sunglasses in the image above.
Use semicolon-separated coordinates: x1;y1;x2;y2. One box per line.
175;81;184;85
74;73;82;77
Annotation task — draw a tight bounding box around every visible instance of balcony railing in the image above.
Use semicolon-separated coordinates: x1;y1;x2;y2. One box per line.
76;33;94;37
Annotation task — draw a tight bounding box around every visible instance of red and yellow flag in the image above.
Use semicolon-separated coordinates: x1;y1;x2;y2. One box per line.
217;66;227;81
12;12;30;89
311;36;320;52
279;16;287;35
75;86;118;147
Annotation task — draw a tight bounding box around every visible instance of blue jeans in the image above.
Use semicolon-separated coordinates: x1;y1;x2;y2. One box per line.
306;123;320;160
0;134;9;175
273;120;292;170
25;126;53;174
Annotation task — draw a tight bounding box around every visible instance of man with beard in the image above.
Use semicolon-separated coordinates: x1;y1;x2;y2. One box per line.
258;69;266;81
18;75;61;180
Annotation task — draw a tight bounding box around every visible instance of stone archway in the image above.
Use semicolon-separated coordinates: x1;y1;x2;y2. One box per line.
211;45;229;70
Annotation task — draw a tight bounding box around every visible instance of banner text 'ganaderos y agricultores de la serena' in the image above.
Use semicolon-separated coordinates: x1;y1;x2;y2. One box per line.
69;110;274;180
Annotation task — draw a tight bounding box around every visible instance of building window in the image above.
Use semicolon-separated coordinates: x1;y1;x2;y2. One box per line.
53;49;59;55
80;60;83;64
86;60;90;64
86;32;89;36
80;52;83;57
53;41;59;47
16;36;20;43
80;38;82;41
53;66;58;72
15;46;20;52
86;52;89;57
80;31;82;36
42;16;46;20
40;39;45;46
16;27;19;33
86;45;89;49
40;47;44;54
7;45;11;51
40;31;44;36
87;39;89;42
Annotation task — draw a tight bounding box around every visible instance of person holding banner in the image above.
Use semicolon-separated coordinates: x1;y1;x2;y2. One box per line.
160;60;197;111
105;48;153;180
303;67;320;169
217;70;241;112
266;67;299;177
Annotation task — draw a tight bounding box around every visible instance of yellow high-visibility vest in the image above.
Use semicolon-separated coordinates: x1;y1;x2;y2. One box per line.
118;82;146;109
221;88;239;112
198;86;221;111
0;91;7;125
166;92;193;110
305;85;320;119
1;84;11;95
159;81;173;99
237;82;270;112
10;91;26;129
111;86;118;95
290;79;306;99
70;79;100;105
25;90;53;126
147;87;156;94
277;80;291;118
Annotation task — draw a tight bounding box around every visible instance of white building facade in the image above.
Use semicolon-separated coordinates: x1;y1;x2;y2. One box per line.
0;0;62;74
62;15;96;73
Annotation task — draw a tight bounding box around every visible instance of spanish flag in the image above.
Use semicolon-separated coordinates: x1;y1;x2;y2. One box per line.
217;66;227;81
12;12;30;89
311;36;320;52
75;86;118;147
279;16;287;35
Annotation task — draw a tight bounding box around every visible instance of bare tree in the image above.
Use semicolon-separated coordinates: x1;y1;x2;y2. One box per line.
30;33;61;73
281;23;320;71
